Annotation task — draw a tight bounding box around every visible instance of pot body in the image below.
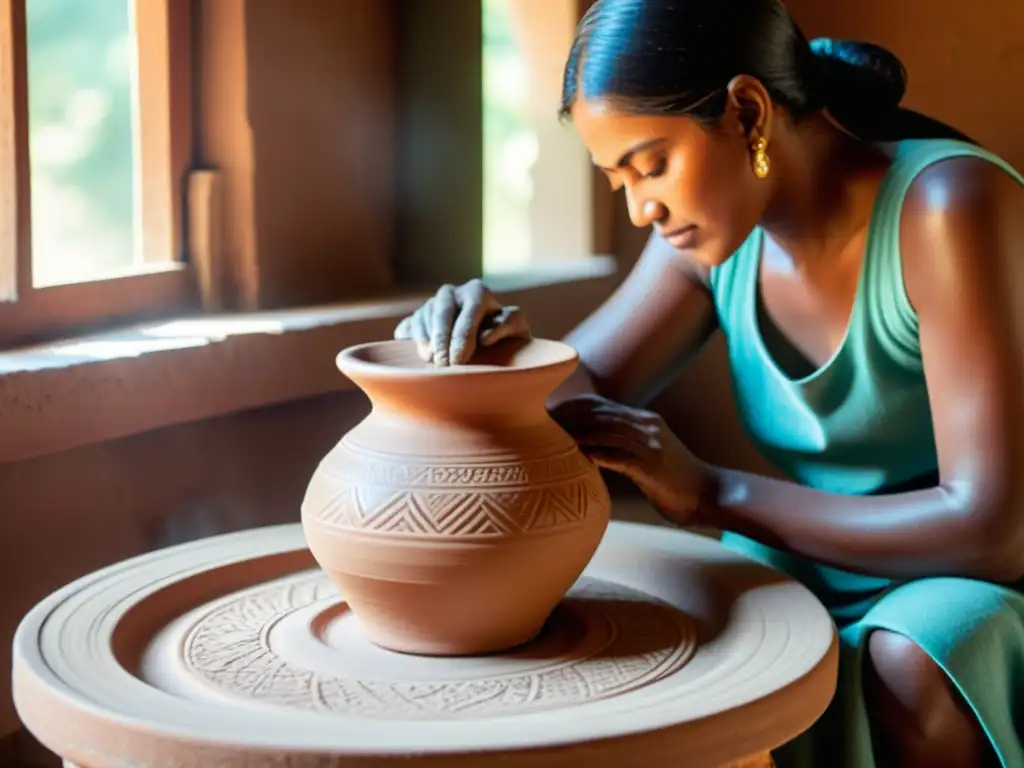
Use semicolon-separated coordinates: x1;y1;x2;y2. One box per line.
301;339;612;655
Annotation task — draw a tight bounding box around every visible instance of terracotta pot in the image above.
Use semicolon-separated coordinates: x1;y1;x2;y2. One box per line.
301;337;612;656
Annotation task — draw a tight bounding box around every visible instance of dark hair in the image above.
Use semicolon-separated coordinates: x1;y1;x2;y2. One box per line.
560;0;973;143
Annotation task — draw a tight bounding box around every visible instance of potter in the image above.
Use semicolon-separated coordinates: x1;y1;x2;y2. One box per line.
397;0;1024;766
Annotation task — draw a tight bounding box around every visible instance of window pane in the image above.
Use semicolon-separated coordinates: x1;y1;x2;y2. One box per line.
26;0;138;287
482;0;592;275
483;0;534;274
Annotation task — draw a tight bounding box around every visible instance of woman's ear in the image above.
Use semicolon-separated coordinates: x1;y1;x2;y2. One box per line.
725;75;773;144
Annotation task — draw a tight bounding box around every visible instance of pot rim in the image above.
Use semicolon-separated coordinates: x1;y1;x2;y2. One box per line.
336;338;579;379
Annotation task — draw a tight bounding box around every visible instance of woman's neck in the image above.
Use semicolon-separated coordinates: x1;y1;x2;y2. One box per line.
759;114;891;270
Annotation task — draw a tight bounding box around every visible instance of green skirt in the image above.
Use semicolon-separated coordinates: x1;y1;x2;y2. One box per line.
721;533;1024;768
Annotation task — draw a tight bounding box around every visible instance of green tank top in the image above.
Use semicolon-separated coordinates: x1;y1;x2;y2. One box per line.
709;139;1024;497
709;139;1024;614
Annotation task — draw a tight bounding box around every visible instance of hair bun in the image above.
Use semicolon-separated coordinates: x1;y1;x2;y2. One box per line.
810;38;907;115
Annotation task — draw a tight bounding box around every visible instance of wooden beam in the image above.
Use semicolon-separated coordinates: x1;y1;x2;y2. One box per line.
132;0;193;265
0;0;28;301
196;0;397;309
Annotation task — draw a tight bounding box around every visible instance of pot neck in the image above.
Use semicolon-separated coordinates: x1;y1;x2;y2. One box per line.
348;365;572;429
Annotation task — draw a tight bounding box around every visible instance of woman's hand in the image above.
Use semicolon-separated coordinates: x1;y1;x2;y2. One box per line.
394;279;531;366
551;394;710;526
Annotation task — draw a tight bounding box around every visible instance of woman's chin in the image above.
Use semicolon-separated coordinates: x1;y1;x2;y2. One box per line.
688;246;734;270
689;226;760;270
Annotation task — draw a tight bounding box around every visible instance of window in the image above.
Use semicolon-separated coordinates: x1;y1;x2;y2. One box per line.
0;0;193;347
482;0;596;275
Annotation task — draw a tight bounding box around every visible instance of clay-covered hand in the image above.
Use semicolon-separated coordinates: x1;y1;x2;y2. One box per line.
394;279;531;366
550;394;709;526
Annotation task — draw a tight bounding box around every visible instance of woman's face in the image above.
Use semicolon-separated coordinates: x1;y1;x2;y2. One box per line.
571;97;771;267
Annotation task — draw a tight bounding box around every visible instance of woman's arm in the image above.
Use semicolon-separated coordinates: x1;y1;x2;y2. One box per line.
695;157;1024;584
551;232;718;408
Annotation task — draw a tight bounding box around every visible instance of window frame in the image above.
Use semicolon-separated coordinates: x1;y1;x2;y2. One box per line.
0;0;624;468
0;0;197;349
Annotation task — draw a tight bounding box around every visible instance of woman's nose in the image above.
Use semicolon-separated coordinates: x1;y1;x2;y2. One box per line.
625;191;665;229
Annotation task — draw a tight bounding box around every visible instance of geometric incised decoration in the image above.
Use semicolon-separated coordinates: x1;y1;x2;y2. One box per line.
327;443;596;489
309;476;608;535
307;445;609;535
181;573;696;720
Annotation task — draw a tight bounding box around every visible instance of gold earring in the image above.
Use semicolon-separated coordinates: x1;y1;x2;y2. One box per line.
752;136;770;179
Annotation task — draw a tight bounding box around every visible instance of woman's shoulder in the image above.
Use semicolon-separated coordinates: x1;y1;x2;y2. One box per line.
896;139;1024;248
869;138;1024;266
899;140;1024;201
896;139;1024;309
886;138;1024;205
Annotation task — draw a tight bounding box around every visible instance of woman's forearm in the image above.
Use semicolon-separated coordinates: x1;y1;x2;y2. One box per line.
699;464;1024;583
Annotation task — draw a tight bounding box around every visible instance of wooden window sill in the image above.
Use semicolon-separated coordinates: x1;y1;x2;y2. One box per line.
0;258;618;464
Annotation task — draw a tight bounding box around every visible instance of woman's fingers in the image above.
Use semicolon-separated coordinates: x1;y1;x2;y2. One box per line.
584;449;646;484
571;423;654;459
399;307;432;364
555;403;647;435
553;398;661;474
479;306;530;346
394;280;528;367
449;281;496;365
554;399;664;448
429;285;459;366
548;394;609;427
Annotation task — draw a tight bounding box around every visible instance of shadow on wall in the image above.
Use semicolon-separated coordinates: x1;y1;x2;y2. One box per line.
784;0;1024;171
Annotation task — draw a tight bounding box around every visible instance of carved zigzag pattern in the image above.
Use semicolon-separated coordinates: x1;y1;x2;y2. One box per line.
312;479;606;534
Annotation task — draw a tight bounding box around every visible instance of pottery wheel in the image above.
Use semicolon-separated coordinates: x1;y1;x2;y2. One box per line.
143;573;697;719
13;522;838;767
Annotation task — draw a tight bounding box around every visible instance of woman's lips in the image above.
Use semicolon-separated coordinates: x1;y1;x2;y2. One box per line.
662;225;698;249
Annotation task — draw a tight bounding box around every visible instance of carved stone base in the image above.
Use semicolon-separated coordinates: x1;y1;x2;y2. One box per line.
16;522;836;767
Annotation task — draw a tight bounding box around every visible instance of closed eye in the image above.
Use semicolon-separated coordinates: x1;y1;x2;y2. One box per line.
599;158;663;191
642;158;667;179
